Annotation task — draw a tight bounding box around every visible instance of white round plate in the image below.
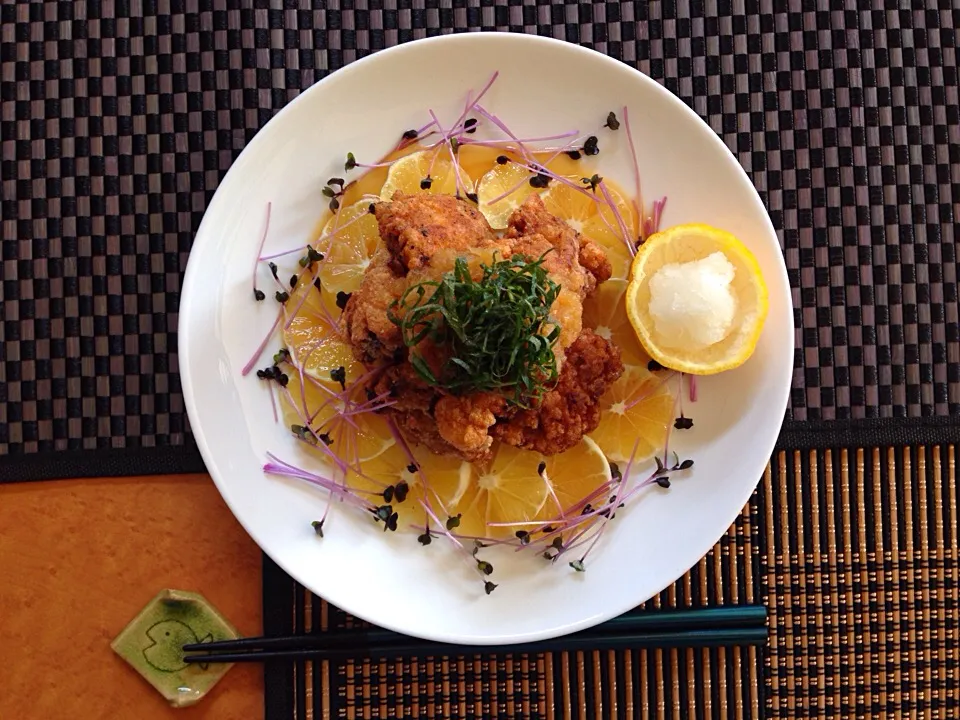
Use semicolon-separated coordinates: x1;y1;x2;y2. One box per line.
180;33;792;645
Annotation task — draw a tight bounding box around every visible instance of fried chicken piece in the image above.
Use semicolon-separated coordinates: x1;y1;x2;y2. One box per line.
434;392;508;462
373;363;436;415
345;192;619;461
503;196;591;365
491;329;623;455
577;237;613;289
372;367;507;462
372;366;461;457
390;408;456;458
374;192;499;274
504;194;612;295
341;247;407;365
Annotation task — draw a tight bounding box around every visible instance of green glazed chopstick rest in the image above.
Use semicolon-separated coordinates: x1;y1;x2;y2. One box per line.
111;589;240;708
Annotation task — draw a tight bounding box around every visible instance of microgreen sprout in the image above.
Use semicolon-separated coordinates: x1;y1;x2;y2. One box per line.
581;174;603;192
622;105;644;244
476;559;494;575
311;520;325;537
603;111;620;130
252;202;272;302
299;245;324;269
598;180;634;257
528;172;550;189
582;135;599;156
322;178;348;213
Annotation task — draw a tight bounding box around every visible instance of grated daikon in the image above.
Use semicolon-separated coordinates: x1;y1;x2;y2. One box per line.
648;251;737;350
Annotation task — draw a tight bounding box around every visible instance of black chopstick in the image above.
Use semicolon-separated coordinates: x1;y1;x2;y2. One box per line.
183;627;767;663
183;605;766;664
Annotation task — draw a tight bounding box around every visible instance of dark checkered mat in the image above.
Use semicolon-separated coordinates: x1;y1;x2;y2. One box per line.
3;2;960;719
2;2;959;478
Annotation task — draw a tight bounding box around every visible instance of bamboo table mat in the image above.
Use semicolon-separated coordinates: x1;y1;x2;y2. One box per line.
262;444;958;719
2;1;958;718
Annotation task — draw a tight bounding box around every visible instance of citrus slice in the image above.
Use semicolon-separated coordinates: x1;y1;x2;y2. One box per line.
283;312;363;383
588;364;674;463
541;178;636;279
351;441;469;514
330;410;396;466
457;145;506;181
315;199;382;303
379;149;474;200
449;444;549;539
540;437;612;518
582;279;648;365
625;223;769;374
475;160;543;229
274;373;393;491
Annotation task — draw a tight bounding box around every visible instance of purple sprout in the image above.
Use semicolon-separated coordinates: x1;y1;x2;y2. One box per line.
252;202;272;296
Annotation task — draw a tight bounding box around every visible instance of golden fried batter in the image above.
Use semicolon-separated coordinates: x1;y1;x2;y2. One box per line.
375;191;499;274
491;330;623;455
434;392;508;462
341;247;407;365
504;194;612;295
343;191;621;461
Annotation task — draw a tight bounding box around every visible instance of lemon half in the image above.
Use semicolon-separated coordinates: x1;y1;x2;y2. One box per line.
625;224;769;375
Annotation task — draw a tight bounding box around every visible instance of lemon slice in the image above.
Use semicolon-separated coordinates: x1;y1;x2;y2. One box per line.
582;279;648;365
334;411;396;465
448;444;549;538
351;441;469;512
541;178;636;279
283;312;363;383
588;364;674;463
475;161;544;229
457;145;507;182
379;149;474;200
276;371;393;479
315;199;382;303
540;437;612;518
625;223;769;374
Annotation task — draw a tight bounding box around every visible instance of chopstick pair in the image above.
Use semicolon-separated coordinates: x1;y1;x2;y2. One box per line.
182;605;767;664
